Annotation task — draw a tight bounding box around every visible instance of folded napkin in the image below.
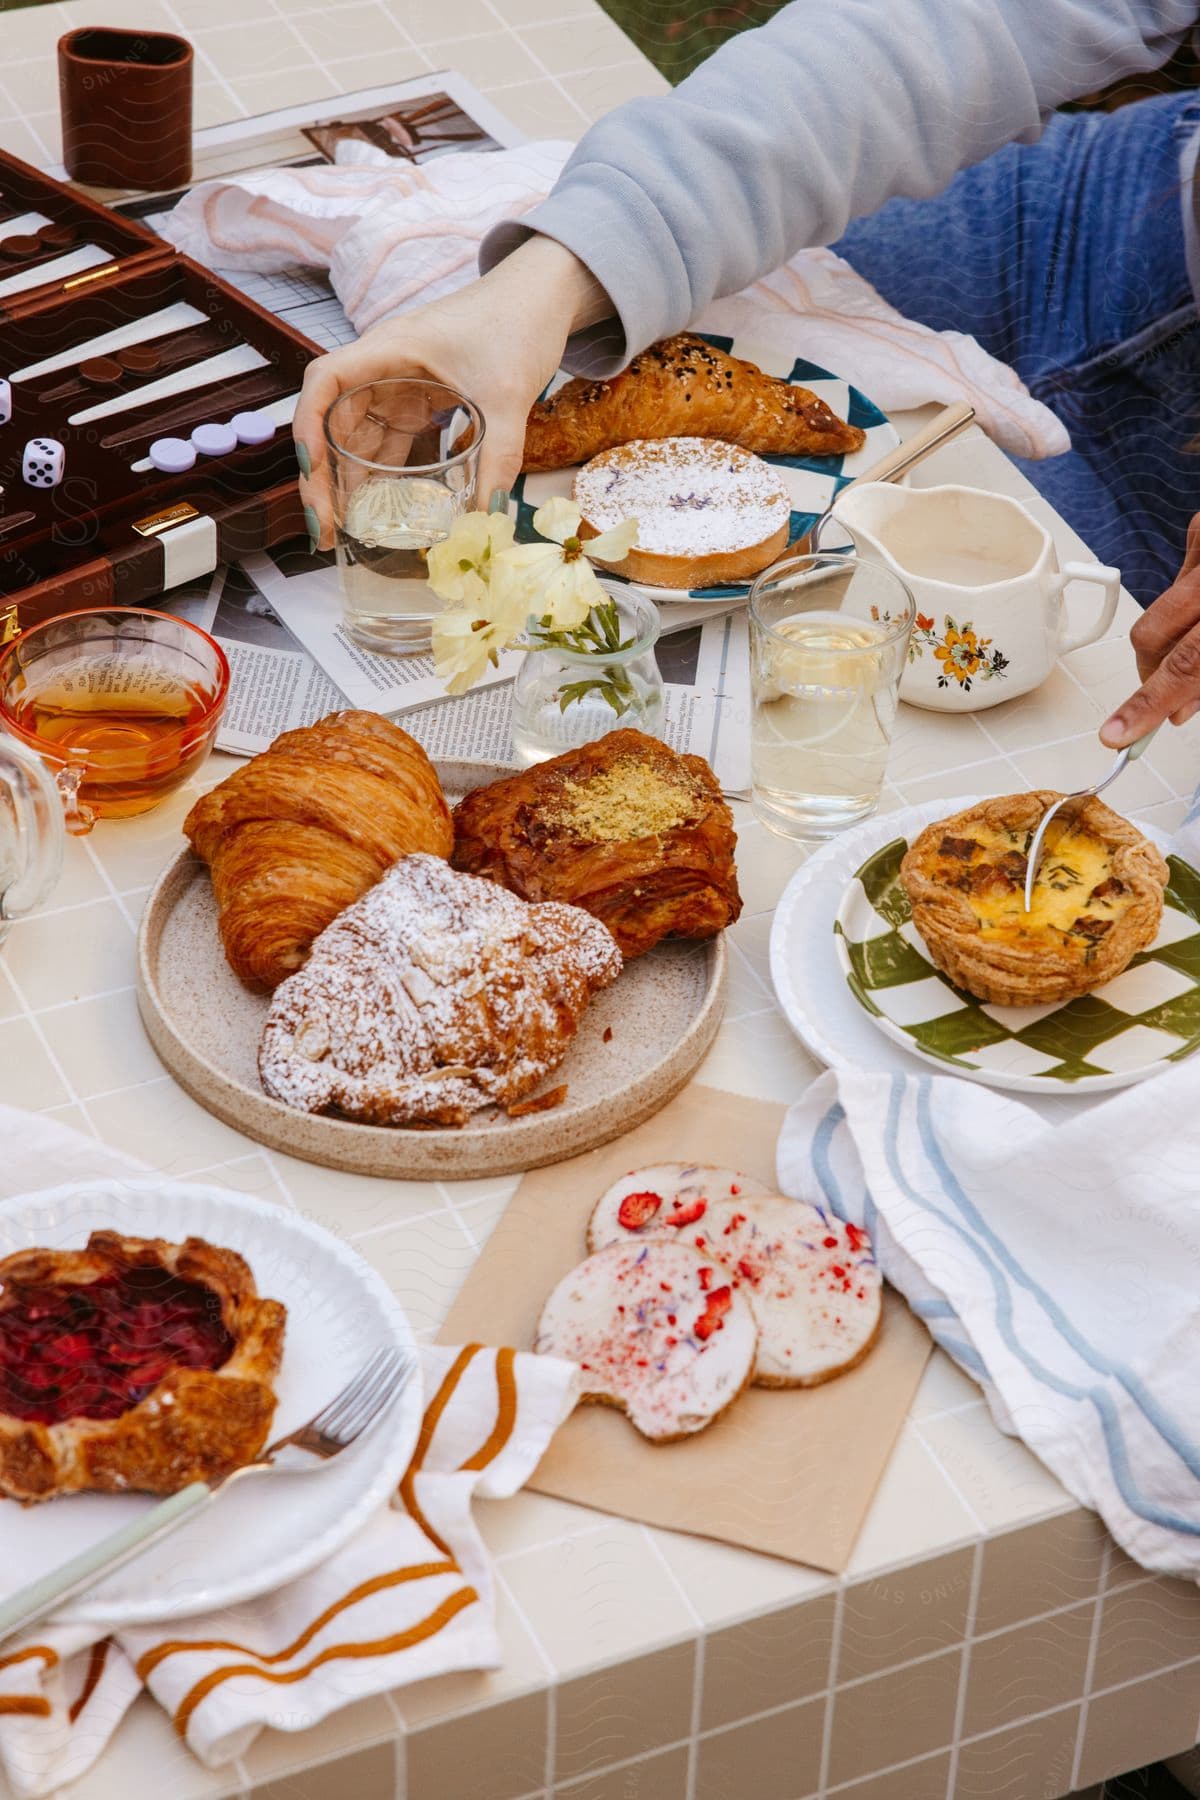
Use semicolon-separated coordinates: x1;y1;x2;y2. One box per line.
0;1109;576;1798
777;1060;1200;1580
160;141;1068;461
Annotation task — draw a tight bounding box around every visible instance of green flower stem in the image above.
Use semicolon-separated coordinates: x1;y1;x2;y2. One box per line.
526;602;641;717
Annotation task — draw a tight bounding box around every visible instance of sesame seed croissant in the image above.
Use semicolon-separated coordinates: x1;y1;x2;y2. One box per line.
521;333;865;471
184;711;453;989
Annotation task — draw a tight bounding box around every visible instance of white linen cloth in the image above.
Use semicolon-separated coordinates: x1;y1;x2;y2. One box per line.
0;1108;576;1797
159;141;1069;461
776;1054;1200;1581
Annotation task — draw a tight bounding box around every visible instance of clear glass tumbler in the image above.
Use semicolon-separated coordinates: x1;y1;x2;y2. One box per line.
324;377;484;656
509;586;665;766
748;552;916;841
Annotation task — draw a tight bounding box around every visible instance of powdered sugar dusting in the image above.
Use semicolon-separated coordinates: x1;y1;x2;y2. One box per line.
258;854;622;1127
575;438;790;558
534;1240;757;1440
591;1191;880;1384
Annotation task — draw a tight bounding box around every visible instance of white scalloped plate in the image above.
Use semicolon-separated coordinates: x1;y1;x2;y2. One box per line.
0;1178;421;1625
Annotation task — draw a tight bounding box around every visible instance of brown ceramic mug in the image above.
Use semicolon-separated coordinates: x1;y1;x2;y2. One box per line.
59;27;193;191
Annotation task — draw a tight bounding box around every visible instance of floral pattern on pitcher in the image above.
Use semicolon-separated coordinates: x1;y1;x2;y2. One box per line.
871;606;1010;690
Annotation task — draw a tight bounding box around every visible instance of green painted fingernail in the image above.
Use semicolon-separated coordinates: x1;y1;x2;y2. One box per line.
295;440;311;479
304;503;321;551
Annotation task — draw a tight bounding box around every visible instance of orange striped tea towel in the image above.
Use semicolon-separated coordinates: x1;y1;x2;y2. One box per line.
0;1111;577;1798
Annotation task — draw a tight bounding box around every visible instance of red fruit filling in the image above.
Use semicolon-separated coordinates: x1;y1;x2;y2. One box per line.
0;1267;234;1426
695;1286;733;1342
664;1199;707;1228
617;1191;662;1231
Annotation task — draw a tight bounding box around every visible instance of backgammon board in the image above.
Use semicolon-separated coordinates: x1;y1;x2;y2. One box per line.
0;148;316;624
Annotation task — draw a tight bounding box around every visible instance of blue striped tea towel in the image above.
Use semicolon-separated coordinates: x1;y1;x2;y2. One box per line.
776;1061;1200;1576
776;798;1200;1577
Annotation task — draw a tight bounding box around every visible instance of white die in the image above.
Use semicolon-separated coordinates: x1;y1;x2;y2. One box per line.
23;438;64;489
0;380;10;427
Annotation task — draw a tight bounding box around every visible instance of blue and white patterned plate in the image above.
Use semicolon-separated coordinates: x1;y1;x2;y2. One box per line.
510;333;897;606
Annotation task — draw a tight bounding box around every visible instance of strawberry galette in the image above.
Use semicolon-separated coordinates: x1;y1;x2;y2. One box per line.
0;1232;286;1502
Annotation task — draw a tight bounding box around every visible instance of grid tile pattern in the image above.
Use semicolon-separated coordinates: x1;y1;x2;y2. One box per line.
1;10;1199;1799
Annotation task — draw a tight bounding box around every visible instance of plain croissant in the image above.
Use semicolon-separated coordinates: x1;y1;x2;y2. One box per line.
184;711;453;989
521;333;866;471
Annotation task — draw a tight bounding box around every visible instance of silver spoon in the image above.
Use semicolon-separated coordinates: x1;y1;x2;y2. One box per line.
1022;727;1160;912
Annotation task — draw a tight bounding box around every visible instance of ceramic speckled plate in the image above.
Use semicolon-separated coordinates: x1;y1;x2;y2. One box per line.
831;805;1200;1096
511;334;897;605
137;791;726;1179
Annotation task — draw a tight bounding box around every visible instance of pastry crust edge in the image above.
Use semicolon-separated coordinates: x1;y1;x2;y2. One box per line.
899;792;1169;1007
0;1232;286;1503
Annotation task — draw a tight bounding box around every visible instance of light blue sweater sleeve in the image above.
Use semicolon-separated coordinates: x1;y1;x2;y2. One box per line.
481;0;1197;372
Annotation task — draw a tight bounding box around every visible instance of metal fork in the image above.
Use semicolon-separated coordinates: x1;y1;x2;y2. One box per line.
1022;727;1160;912
0;1345;417;1647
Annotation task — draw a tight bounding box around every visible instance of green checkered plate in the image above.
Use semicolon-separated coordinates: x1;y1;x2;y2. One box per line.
834;814;1200;1095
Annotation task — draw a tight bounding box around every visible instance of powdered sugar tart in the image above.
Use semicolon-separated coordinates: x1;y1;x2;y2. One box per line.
576;438;790;589
588;1167;881;1387
0;1232;285;1503
259;854;623;1128
535;1240;757;1442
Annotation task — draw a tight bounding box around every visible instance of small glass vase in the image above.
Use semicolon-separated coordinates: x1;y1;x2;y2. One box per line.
510;586;665;766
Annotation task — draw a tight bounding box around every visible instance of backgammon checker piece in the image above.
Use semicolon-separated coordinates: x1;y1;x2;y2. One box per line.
0;380;9;426
23;439;64;489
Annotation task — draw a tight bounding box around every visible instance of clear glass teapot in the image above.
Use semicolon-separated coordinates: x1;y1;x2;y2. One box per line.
0;734;64;945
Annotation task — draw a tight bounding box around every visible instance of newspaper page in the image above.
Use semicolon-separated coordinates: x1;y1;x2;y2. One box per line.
240;548;521;712
170;566;750;781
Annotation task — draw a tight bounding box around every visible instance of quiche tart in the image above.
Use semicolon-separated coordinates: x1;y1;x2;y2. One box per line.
0;1232;286;1503
900;793;1169;1007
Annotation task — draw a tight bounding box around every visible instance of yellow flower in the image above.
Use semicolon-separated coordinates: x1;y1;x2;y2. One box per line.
431;590;524;696
934;627;983;685
425;509;516;607
491;497;639;630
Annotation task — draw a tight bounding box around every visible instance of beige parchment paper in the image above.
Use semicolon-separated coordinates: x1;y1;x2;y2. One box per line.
440;1082;931;1570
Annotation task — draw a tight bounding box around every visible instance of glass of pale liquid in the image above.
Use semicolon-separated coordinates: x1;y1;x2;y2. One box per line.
324;377;484;655
748;552;916;841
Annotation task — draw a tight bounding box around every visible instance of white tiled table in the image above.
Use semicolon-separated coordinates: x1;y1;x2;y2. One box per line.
3;6;1200;1799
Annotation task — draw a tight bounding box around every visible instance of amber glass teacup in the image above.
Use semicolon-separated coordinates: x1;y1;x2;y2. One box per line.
0;609;229;833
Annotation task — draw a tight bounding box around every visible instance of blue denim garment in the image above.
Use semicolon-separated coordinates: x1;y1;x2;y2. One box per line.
833;91;1200;605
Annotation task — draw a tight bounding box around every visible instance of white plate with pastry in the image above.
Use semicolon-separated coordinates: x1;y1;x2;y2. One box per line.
513;332;898;605
137;717;736;1179
0;1179;419;1625
771;796;1200;1098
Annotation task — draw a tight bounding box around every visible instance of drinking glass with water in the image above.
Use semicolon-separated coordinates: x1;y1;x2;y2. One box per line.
748;552;916;841
324;378;484;656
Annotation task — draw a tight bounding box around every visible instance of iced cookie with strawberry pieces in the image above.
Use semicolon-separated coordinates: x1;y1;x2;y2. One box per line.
534;1240;757;1442
589;1183;881;1388
587;1164;769;1249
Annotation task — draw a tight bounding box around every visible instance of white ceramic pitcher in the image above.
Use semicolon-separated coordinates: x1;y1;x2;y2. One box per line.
0;735;63;945
829;482;1120;712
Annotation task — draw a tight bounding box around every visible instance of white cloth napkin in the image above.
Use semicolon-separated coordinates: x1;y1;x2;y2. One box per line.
159;141;1068;461
777;1059;1200;1580
0;1109;576;1797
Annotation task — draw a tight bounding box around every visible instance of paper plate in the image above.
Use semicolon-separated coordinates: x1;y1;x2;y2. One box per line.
511;334;897;606
779;798;1200;1096
0;1178;420;1625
